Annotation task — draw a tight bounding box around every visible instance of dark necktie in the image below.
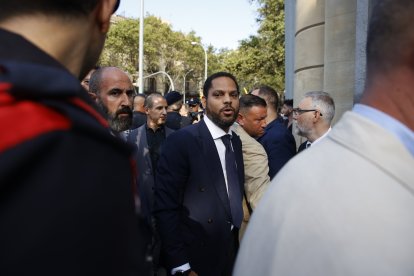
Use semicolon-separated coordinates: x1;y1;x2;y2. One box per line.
221;134;243;228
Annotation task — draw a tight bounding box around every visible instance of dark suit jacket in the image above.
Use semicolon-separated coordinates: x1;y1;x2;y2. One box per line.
165;111;192;130
258;117;296;179
131;111;147;129
128;124;174;220
154;119;244;275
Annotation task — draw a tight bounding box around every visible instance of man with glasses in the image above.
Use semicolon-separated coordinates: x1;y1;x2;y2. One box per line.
293;91;335;152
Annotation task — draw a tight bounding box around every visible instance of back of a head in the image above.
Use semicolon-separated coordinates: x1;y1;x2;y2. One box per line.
239;94;267;114
284;99;293;108
0;0;106;21
253;85;279;112
133;94;146;112
203;72;239;98
305;91;335;123
366;0;414;79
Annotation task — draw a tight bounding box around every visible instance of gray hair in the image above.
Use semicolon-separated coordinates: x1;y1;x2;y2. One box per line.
304;91;335;123
144;92;164;108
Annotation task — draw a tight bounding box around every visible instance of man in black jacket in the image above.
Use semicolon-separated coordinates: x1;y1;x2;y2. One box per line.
0;1;149;275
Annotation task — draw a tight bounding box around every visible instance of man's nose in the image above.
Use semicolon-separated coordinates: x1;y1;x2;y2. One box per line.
120;92;131;105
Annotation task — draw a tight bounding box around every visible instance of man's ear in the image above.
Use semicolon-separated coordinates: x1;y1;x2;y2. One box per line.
236;113;244;125
201;96;206;109
95;0;118;33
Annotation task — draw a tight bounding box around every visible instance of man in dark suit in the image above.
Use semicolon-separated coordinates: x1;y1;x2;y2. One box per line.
154;72;244;276
251;85;296;179
128;92;173;275
128;92;173;220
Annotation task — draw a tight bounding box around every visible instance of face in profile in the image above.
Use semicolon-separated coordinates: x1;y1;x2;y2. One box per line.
238;105;267;138
96;68;134;132
205;76;239;131
294;97;315;137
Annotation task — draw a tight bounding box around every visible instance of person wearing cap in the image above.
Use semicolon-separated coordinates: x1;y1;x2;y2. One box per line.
165;90;192;130
187;97;204;123
0;0;150;275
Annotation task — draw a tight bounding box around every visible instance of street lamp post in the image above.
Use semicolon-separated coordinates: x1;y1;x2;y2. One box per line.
191;42;207;81
183;69;193;104
142;71;175;93
138;0;144;94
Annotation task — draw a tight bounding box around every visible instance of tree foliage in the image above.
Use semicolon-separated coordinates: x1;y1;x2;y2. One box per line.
100;0;285;94
220;0;285;93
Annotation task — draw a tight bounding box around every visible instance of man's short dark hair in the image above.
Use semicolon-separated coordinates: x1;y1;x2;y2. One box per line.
283;99;293;108
366;0;414;77
239;94;267;114
0;0;120;20
252;85;279;112
88;67;106;95
203;72;239;98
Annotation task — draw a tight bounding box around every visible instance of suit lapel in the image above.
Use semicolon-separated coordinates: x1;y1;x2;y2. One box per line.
137;126;152;172
197;120;232;218
231;130;245;195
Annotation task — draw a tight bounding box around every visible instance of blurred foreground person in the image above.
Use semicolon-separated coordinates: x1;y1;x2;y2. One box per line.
234;0;414;275
0;1;149;275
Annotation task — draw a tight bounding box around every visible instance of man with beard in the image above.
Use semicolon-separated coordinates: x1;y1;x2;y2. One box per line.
0;0;149;275
294;91;335;152
89;66;134;133
154;72;244;276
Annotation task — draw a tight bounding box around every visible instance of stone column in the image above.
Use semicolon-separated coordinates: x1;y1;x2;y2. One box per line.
294;0;325;145
323;0;357;124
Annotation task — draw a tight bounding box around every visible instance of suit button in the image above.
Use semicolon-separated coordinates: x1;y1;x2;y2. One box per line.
199;187;205;192
207;218;213;224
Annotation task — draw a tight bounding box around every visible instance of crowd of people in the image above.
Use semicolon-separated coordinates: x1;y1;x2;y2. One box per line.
1;0;413;275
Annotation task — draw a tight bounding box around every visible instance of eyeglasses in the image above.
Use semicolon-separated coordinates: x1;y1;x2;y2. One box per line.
292;108;323;116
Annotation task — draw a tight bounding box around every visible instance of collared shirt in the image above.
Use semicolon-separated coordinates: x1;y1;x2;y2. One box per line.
204;115;233;193
145;124;166;173
311;127;332;147
354;104;414;157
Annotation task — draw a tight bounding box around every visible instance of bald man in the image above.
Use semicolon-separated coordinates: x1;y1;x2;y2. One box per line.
89;66;135;132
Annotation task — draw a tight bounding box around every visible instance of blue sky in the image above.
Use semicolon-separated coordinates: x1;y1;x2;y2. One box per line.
116;0;259;50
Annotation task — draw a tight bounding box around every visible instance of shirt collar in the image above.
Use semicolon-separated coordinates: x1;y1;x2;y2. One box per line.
204;115;232;140
312;127;332;146
353;103;414;156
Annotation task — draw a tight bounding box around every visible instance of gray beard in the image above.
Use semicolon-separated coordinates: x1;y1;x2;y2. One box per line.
97;100;132;132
